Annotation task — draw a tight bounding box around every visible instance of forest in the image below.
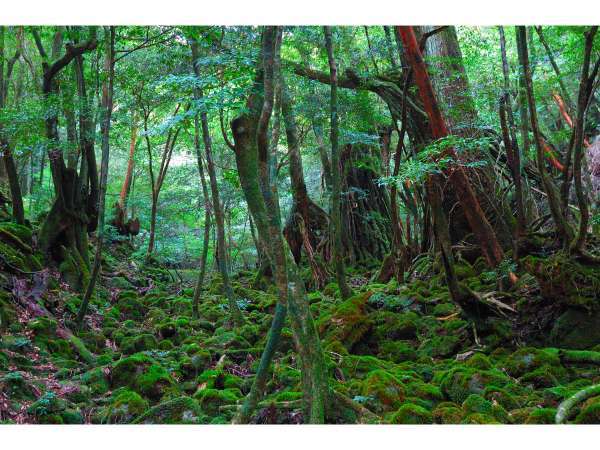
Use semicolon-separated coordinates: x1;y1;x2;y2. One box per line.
0;24;599;425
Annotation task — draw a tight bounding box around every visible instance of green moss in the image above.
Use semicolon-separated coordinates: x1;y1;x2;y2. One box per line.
372;311;420;341
526;407;557;424
318;291;374;349
432;303;456;317
103;389;149;424
133;396;205;424
465;353;492;370
503;347;561;377
519;365;567;388
461;413;501;424
433;405;463;424
390;403;433;424
574;397;600;424
377;341;417;363
194;388;241;415
462;394;493;415
418;334;461;358
196;369;243;391
120;334;159;354
439;367;509;403
406;381;443;402
361;370;406;411
81;367;110;395
111;353;174;400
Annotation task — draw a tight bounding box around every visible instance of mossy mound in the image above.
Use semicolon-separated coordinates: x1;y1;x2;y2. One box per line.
111;353;175;400
133;396;205;424
389;402;433;424
318;291;374;350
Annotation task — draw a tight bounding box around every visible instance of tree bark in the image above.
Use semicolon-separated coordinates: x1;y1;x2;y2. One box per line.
77;26;115;328
324;26;353;300
190;38;243;326
396;26;506;269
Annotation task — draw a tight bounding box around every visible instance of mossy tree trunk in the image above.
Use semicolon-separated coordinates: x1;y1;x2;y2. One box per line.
32;27;98;290
190;40;213;320
324;26;353;300
77;26;115;328
190;37;243;326
0;26;26;225
231;27;328;423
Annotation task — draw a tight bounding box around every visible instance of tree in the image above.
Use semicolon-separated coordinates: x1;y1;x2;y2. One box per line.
77;26;115;328
323;26;353;300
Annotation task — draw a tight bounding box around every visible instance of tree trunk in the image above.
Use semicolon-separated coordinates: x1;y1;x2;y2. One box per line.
396;26;506;269
324;26;353;300
231;27;328;423
190;38;243;326
77;26;115;328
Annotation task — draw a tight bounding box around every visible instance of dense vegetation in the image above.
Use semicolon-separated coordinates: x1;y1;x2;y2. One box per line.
1;25;599;425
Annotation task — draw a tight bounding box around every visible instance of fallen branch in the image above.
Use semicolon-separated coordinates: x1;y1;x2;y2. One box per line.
556;383;600;424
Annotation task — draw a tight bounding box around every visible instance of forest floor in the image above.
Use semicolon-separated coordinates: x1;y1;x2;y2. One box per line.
1;221;600;424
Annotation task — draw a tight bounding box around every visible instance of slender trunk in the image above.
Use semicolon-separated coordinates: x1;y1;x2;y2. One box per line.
571;27;598;253
324;26;353;300
0;27;25;225
77;26;115;328
534;26;575;113
191;114;212;319
517;26;573;243
147;192;158;256
516;28;531;165
232;27;328;423
119;111;137;209
191;39;243;326
499;26;526;234
397;26;506;269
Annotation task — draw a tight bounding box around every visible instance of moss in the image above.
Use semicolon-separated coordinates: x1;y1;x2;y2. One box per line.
361;370;406;411
371;310;420;341
432;303;456;317
120;334;159;354
550;309;600;349
526;407;557;424
406;381;443;402
81;367;110;395
205;330;251;350
103;389;149;424
574;397;600;424
390;403;433;424
377;341;417;363
275;391;303;402
465;353;492;370
27;392;66;417
503;347;561;377
519;365;567;388
439;367;509;403
117;290;146;320
483;387;521;411
318;291;374;350
194;388;241;415
196;369;243;391
111;353;174;400
133;396;205;424
418;334;461;359
433;405;463;424
28;317;58;336
462;394;493;415
461;413;501;424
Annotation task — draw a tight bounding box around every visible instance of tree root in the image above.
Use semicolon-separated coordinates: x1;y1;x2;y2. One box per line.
556;384;600;424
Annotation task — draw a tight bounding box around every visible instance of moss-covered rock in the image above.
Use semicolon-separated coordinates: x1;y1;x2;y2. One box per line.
438;367;509;403
525;407;557;424
133;396;205;424
361;370;406;412
102;389;149;423
194;388;241;415
389;402;433;424
120;334;159;355
111;353;175;400
318;291;374;350
503;347;561;378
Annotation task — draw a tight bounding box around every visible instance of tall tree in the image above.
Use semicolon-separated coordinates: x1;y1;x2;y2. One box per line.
190;35;243;326
0;26;26;225
323;26;353;300
77;26;115;327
